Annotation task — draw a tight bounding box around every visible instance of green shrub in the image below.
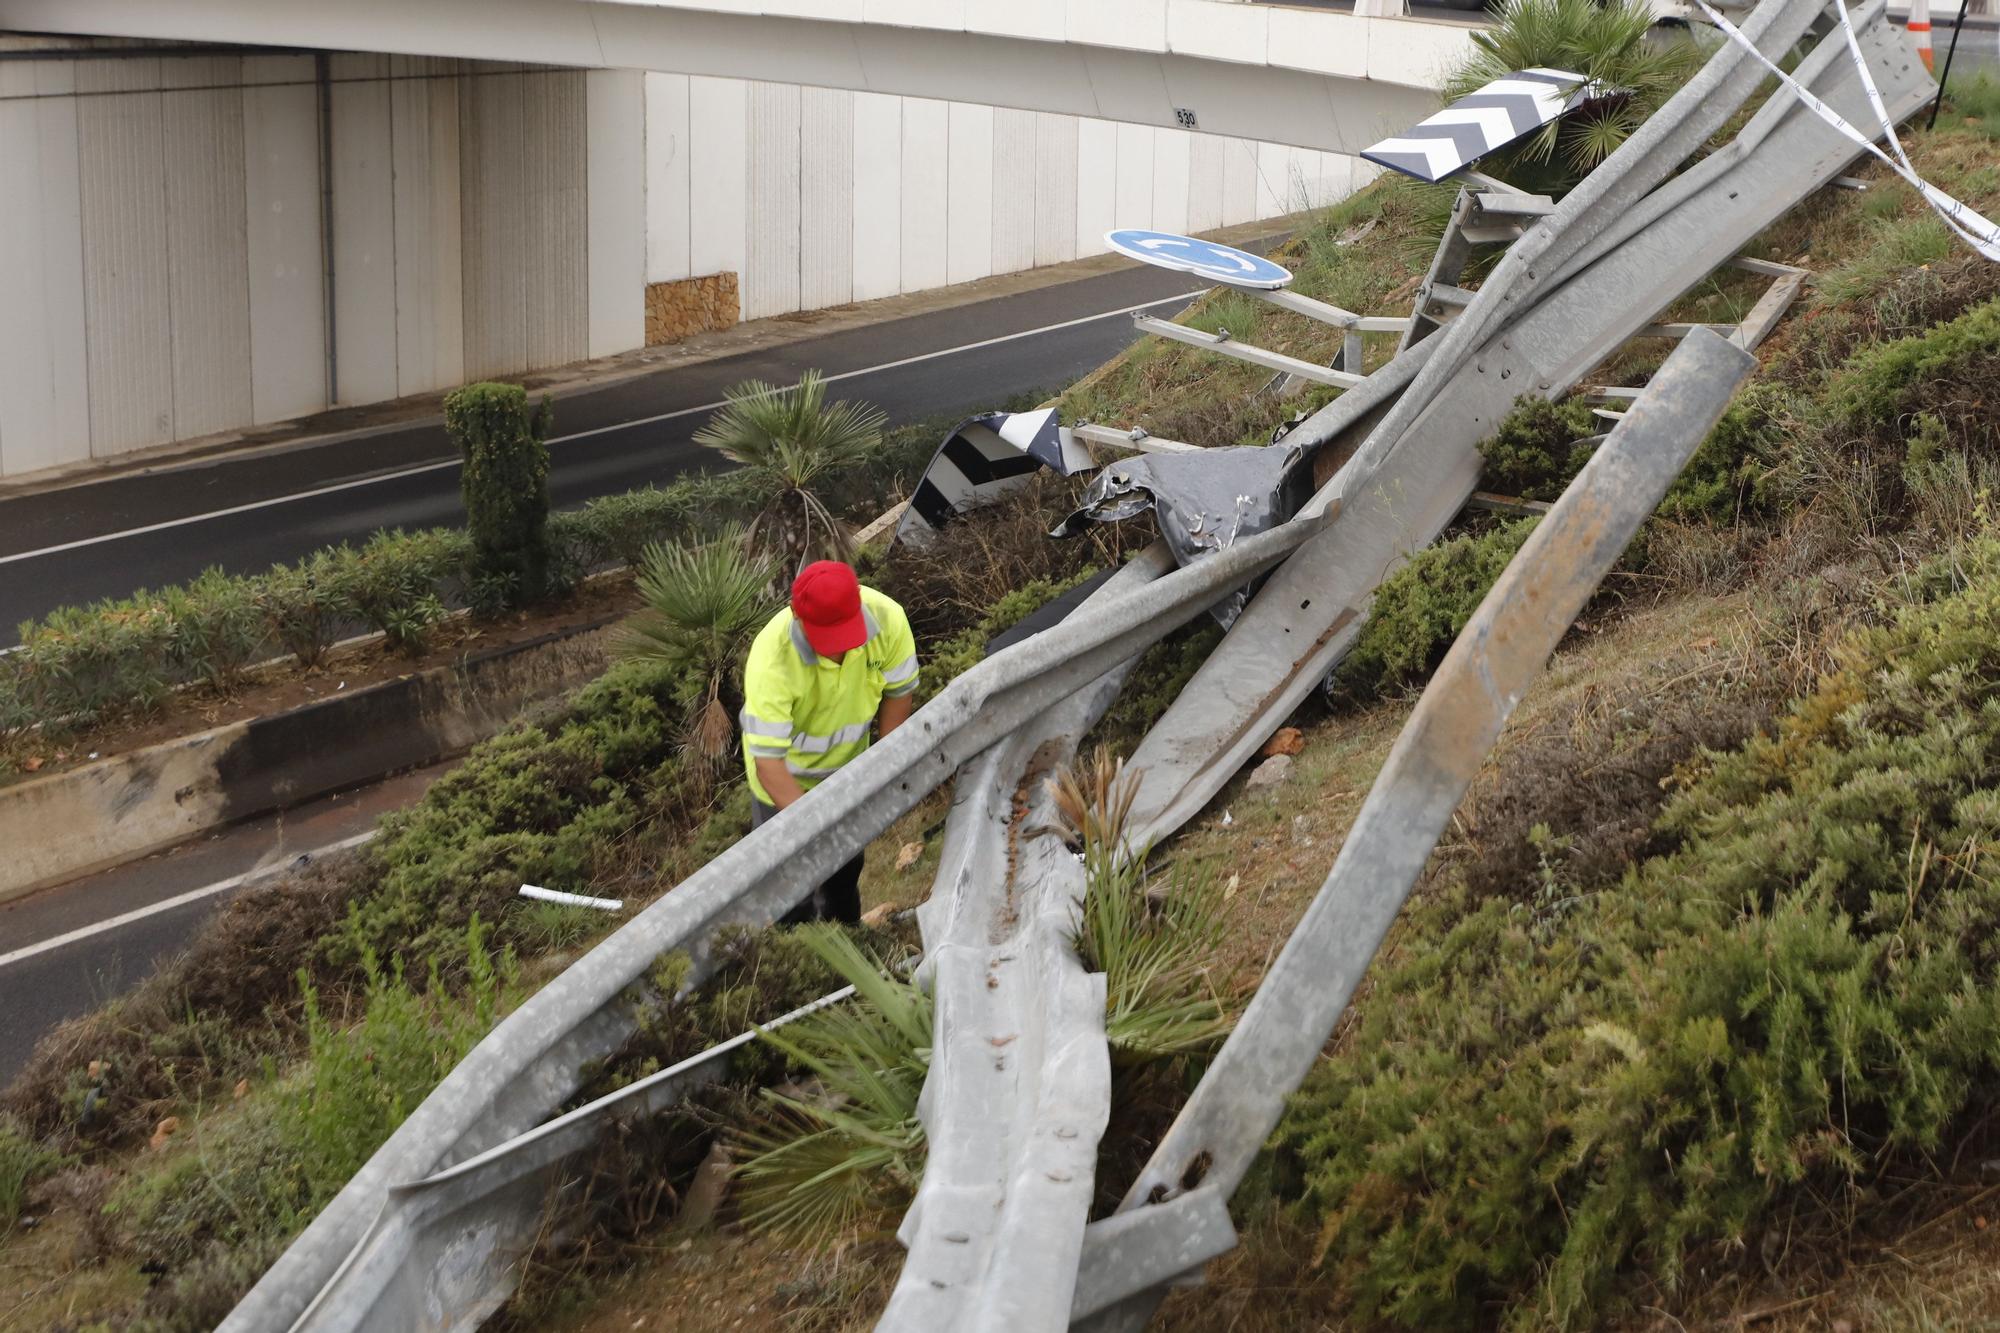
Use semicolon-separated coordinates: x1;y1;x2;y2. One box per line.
109;918;512;1318
1338;520;1536;698
166;567;269;689
1476;395;1600;502
326;657;688;971
446;382;555;609
0;1114;62;1225
1829;296;2000;436
1282;527;2000;1329
258;550;355;669
336;529;469;657
290;915;513;1202
1656;380;1789;524
11;595;176;727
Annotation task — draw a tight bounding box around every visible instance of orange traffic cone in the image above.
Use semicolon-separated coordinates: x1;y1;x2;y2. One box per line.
1910;0;1936;71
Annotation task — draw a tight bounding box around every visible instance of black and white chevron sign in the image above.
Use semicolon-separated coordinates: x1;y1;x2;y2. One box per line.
895;407;1096;546
1362;68;1589;183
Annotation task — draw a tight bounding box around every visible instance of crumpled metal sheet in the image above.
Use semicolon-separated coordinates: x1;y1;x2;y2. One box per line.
1052;444;1310;627
895;407;1096;548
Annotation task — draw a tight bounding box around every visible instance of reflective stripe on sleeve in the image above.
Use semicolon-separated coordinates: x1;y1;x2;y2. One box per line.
785;761;847;779
882;655;918;685
790;720;873;754
740;710;793;740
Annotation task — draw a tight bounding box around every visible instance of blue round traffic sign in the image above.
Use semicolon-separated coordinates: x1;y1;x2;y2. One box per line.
1105;229;1293;289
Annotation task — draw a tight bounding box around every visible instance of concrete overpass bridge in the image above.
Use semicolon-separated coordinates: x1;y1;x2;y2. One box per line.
0;0;1473;480
2;0;1466;155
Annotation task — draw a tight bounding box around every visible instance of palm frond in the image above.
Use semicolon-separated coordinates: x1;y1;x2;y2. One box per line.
692;370;887;491
1056;749;1236;1063
1439;0;1701;184
730;927;931;1242
616;526;781;717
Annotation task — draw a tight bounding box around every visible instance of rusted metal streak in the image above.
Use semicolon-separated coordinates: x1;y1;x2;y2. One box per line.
1078;330;1754;1329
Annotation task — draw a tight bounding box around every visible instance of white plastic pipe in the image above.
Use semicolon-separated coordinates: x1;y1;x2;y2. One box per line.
518;884;624;912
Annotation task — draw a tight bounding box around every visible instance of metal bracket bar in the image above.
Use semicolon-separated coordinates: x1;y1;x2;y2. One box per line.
1069;1186;1239;1321
1133;315;1365;388
1731;268;1808;350
1072;423;1202;455
1240;284;1360;327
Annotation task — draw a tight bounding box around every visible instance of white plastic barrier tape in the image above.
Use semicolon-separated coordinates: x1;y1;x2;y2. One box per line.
1694;0;2000;261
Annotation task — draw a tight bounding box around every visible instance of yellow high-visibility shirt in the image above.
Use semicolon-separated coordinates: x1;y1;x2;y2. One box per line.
739;586;919;805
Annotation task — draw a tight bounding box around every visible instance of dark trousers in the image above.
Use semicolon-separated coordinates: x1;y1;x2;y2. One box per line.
751;798;864;925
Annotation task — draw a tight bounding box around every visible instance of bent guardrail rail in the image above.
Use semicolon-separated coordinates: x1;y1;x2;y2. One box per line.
881;552;1167;1330
230;528;1306;1331
1116;0;1926;851
1076;327;1758;1331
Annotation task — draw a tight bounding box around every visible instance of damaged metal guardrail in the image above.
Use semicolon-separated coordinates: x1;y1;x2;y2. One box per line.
1075;327;1757;1331
879;555;1162;1330
240;4;1936;1327
229;530;1291;1330
1115;0;1929;851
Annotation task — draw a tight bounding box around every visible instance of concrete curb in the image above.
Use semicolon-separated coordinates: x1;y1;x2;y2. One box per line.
0;618;619;905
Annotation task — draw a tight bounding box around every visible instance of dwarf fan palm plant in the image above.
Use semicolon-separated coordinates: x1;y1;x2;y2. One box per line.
1444;0;1701;186
1054;747;1233;1062
692;370;887;577
616;527;781;764
731;928;930;1240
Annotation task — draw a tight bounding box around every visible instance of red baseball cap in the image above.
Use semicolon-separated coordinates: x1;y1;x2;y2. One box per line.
791;561;868;657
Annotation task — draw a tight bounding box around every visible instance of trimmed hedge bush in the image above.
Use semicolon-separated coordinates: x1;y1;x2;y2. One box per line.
447;382;555;609
0;421;953;752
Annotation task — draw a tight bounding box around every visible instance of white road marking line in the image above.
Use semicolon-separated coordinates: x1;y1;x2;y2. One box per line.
0;289;1199;568
0;830;378;969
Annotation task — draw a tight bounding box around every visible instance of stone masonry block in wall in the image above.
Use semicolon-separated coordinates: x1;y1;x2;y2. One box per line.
645;272;740;345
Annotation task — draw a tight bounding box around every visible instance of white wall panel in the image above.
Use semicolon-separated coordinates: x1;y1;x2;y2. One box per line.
75;58;174;455
586;69;647;358
989;108;1036;276
1033;112;1077;268
160;56;253;440
461;70;527;379
241;55;326;426
329;55;398;405
851;92;901;302
0;61;91;473
745;82;801;319
1186;131;1224;234
944;102;991;285
1113;122;1153;231
390;57;462;394
1221;136;1258;226
523;70;588;371
1074;117;1116;258
644;72;692;283
900;97;948;293
688;76;747;305
799;87;854;311
1256;141;1297;218
1150;125;1190;237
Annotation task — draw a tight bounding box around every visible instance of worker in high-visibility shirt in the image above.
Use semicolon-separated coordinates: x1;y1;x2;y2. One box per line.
740;559;920;922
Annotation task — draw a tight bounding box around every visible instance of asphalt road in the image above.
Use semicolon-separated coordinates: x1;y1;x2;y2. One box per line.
0;259;1208;632
0;764;445;1085
0;255;1216;1082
